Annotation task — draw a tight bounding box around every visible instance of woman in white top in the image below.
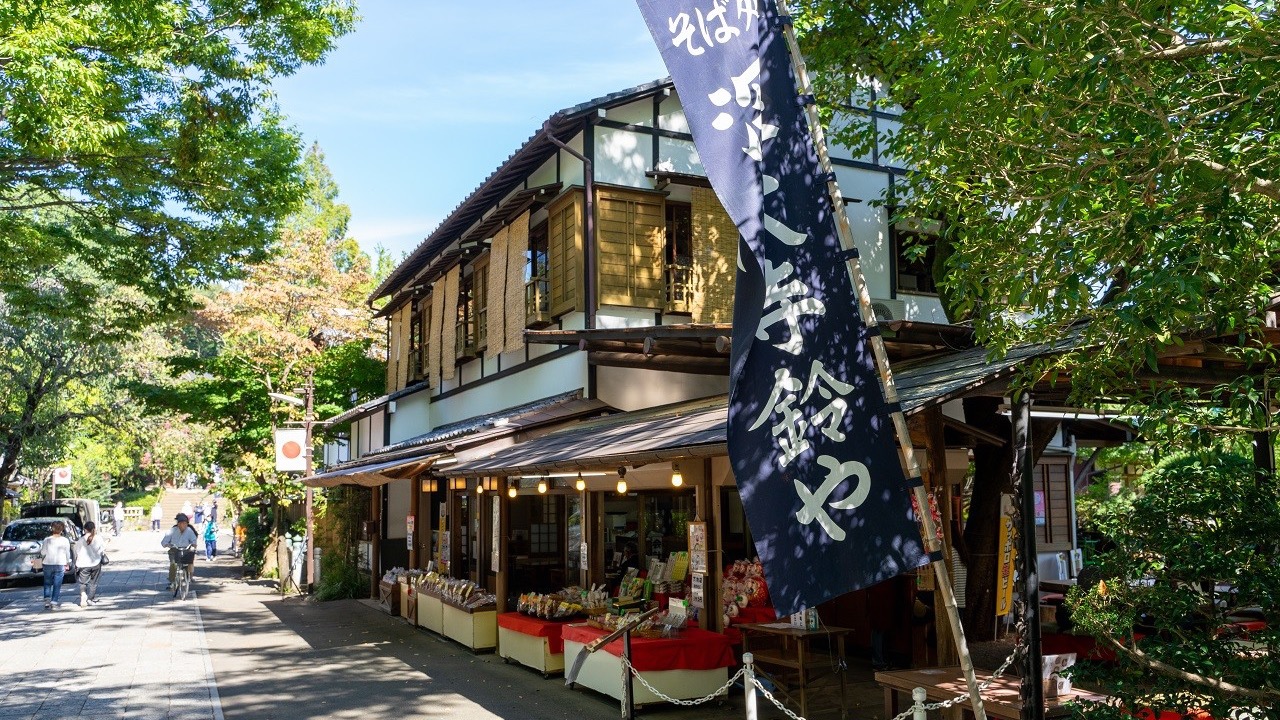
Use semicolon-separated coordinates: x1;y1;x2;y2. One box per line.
74;521;107;607
39;521;72;609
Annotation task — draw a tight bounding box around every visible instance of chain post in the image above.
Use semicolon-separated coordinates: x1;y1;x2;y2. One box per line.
622;629;634;720
912;687;928;720
743;653;759;720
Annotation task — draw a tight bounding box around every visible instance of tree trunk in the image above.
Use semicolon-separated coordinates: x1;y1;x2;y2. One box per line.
961;396;1011;640
960;396;1060;640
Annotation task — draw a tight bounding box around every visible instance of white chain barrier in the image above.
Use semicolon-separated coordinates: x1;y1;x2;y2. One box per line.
618;654;747;706
616;649;1018;720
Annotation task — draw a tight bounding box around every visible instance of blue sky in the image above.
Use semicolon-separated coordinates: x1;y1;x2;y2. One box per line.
272;1;669;261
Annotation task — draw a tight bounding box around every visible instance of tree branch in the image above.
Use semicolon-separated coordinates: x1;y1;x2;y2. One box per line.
1188;157;1280;202
1146;37;1269;61
1104;636;1280;701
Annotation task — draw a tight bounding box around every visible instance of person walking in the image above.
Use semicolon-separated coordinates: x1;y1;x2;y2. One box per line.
192;502;204;525
202;517;219;561
112;502;125;536
150;502;164;531
211;499;219;522
74;521;106;607
39;521;72;610
180;500;193;522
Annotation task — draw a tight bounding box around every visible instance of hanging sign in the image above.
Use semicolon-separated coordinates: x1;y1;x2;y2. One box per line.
274;428;307;473
635;0;925;616
688;521;708;576
996;515;1017;616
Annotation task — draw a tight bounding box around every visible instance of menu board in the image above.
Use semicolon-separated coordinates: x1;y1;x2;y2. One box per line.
688;521;708;575
690;572;706;609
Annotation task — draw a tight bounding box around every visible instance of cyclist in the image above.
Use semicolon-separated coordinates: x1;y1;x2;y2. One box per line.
160;513;198;591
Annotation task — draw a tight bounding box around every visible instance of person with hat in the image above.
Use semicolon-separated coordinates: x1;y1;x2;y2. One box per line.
160;513;199;591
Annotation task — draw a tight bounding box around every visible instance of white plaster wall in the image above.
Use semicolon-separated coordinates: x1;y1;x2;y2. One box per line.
658;92;689;133
355;416;370;457
386;479;411;539
607;98;653;126
845;200;892;301
595;127;652;188
430;351;588;427
657;137;702;175
459;357;483;384
828;111;876;164
560;134;585;187
595;365;729;412
369;411;386;452
527;155;558;188
389;389;431;444
595;306;658;329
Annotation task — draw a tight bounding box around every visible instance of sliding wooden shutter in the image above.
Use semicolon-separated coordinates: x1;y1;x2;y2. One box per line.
596;187;665;309
504;211;529;352
547;190;582;318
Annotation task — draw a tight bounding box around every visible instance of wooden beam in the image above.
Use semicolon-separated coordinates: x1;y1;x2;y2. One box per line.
587;351;729;375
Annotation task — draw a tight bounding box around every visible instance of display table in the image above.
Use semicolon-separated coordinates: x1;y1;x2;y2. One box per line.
497;613;570;676
399;582;417;624
378;579;400;616
561;624;734;707
876;666;1108;720
441;601;498;652
417;590;444;634
739;622;850;719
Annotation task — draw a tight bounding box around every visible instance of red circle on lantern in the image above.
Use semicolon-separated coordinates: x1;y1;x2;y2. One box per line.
282;441;302;459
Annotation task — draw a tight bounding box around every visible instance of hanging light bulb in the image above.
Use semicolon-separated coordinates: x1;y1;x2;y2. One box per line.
575;472;586;492
616;467;627;495
476;481;484;494
537;477;548;494
670;463;684;487
507;482;518;499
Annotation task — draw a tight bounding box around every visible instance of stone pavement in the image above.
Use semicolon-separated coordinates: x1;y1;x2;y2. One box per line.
0;528;223;720
1;528;887;720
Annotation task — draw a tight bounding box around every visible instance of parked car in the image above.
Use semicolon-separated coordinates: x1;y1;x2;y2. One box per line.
0;517;80;587
20;498;100;533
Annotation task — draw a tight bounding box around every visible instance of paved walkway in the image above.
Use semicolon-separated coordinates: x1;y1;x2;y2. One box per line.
0;529;223;720
0;529;886;720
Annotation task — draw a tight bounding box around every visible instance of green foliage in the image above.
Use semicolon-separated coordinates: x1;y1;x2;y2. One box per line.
795;0;1280;400
314;550;368;601
118;488;163;512
1068;449;1280;716
238;507;272;576
0;1;359;315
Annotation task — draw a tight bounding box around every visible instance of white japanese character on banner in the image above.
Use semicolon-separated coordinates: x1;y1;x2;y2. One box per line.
748;359;852;467
703;2;741;44
803;361;854;442
748;368;809;466
708;63;806;247
735;0;760;29
668;13;706;56
758;259;825;355
795;455;872;541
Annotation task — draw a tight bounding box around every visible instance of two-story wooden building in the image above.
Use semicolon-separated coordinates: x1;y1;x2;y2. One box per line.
306;79;1092;670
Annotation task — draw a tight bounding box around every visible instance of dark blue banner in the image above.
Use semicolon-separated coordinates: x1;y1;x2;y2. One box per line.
636;0;926;615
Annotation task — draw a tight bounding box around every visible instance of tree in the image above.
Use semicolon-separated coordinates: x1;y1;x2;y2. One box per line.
793;0;1280;640
0;267;137;494
795;0;1279;388
0;1;358;314
1070;449;1280;717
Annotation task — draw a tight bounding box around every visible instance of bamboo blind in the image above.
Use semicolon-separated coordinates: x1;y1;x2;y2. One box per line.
429;287;445;389
485;225;509;359
504;210;529;352
440;265;460;381
397;304;412;390
691;186;738;323
596;187;665;309
547;191;581;317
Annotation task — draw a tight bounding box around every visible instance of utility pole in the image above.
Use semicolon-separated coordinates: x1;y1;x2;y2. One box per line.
304;368;316;592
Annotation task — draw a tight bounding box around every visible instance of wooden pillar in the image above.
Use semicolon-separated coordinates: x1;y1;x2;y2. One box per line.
496;487;509;613
1014;393;1045;720
409;477;420;569
910;409;958;666
370;485;382;597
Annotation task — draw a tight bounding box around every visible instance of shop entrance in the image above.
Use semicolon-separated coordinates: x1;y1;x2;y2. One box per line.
602;489;695;586
506;492;571;601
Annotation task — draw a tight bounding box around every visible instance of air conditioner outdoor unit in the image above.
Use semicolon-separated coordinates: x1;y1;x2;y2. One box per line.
870;298;907;323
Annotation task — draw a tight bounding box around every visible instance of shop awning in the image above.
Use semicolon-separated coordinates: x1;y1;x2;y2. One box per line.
304;391;611;488
449;395;729;477
304;453;439;488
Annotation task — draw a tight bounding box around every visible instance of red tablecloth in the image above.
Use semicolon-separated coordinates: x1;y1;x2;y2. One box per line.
497;612;572;654
560;624;735;672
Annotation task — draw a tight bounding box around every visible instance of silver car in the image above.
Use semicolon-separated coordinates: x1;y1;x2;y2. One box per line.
0;518;80;587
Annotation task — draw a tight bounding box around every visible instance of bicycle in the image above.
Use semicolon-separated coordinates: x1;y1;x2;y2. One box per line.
170;546;196;600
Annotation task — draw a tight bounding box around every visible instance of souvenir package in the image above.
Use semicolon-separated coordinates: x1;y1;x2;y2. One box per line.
515;592;585;619
558;584;610;614
419;573;496;609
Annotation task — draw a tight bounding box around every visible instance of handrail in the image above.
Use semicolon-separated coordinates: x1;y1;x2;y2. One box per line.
583;606;662;653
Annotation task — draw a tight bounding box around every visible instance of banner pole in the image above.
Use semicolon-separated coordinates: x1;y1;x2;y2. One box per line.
774;5;989;719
